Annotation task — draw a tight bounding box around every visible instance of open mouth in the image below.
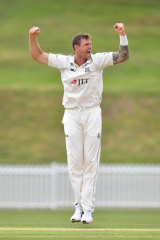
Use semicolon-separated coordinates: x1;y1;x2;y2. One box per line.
86;51;91;57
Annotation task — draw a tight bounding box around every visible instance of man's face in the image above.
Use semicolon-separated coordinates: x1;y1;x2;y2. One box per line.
75;38;92;60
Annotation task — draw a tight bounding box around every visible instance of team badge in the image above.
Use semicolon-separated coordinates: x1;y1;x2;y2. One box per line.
85;67;90;73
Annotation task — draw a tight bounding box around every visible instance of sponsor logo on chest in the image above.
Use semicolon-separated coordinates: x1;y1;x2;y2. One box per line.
70;79;88;86
69;64;91;86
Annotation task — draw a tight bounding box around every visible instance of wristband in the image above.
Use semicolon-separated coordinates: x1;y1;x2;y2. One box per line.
120;34;128;46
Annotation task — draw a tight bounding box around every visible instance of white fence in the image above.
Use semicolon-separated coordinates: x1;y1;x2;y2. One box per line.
0;163;160;209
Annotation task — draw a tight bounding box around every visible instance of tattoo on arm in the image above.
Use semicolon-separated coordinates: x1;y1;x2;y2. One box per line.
113;45;129;65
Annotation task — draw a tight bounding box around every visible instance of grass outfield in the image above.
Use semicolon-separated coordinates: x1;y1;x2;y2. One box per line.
0;228;160;240
0;209;160;239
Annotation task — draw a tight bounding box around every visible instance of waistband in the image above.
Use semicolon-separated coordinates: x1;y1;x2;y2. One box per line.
65;105;100;111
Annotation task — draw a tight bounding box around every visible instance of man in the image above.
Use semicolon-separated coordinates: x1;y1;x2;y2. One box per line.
29;23;129;224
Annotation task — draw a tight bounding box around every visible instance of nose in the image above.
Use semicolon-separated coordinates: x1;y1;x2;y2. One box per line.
88;44;92;51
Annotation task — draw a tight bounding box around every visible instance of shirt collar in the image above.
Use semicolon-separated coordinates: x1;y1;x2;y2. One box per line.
70;54;92;66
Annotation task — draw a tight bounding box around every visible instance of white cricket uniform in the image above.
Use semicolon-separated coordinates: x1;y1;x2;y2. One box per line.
48;52;113;212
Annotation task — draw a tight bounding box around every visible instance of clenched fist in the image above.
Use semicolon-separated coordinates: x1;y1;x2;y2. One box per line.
29;27;40;37
114;23;125;36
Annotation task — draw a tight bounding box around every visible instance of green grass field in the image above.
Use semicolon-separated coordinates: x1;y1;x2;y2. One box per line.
0;228;160;240
0;0;160;164
0;209;160;239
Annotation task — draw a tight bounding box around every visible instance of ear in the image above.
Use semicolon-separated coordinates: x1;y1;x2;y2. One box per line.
74;45;79;51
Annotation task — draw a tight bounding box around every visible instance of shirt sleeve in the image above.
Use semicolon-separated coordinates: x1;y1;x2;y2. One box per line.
94;52;113;70
48;53;68;70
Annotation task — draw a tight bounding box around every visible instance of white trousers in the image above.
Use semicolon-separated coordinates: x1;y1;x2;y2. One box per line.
62;106;102;212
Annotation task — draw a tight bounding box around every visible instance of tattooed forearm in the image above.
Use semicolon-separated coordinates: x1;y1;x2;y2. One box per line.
113;45;129;65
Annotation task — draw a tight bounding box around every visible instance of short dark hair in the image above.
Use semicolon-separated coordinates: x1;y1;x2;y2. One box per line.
72;33;91;50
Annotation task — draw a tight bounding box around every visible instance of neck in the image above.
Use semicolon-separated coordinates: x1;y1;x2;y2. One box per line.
75;54;87;66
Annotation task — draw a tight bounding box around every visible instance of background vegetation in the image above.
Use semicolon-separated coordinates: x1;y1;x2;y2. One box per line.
0;0;160;164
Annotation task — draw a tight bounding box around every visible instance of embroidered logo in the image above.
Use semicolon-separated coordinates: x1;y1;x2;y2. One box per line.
85;67;90;73
70;68;76;72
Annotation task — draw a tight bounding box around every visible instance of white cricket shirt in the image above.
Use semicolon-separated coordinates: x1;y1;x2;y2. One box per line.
48;52;113;108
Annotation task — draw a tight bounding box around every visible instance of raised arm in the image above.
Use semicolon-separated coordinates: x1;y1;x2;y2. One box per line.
113;23;129;65
29;27;48;65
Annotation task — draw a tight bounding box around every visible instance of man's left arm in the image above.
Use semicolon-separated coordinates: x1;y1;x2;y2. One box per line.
113;23;129;65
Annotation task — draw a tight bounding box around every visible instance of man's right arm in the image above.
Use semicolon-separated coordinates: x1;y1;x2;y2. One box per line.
29;27;48;65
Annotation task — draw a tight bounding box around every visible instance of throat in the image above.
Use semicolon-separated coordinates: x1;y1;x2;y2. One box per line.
75;56;87;66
